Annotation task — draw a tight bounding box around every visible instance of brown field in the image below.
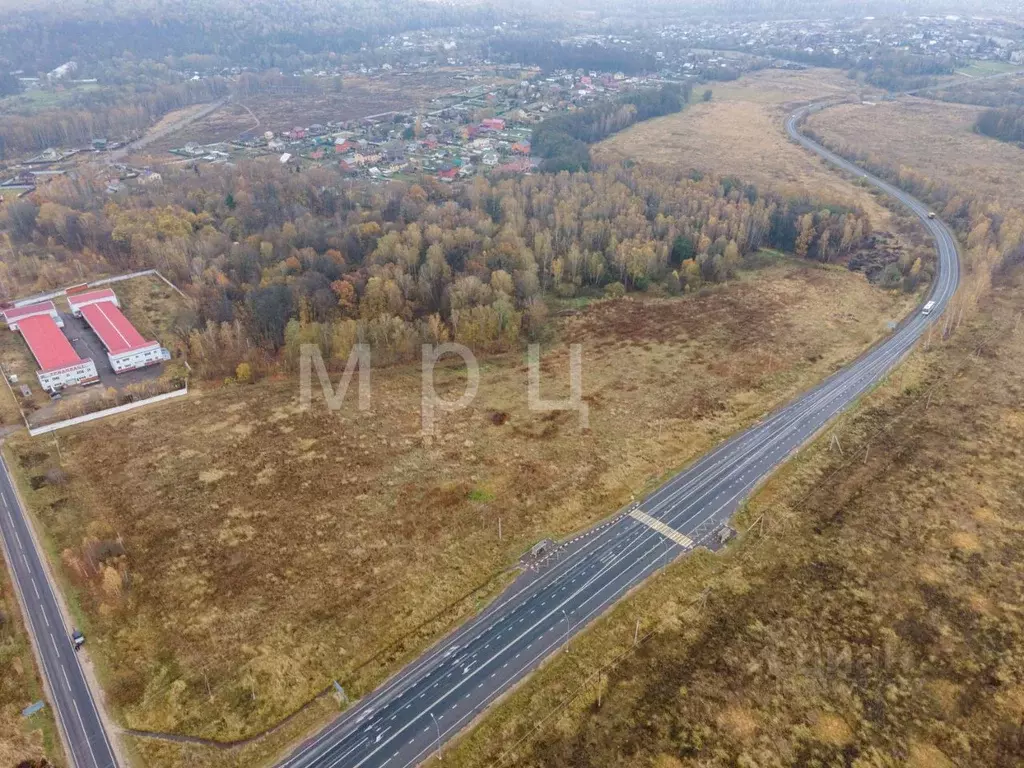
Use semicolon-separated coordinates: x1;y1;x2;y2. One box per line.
595;68;895;230
0;548;60;767
5;261;914;765
440;265;1024;768
807;96;1024;205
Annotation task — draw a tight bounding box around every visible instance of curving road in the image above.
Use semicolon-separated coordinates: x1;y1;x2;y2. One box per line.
0;102;958;768
277;107;960;768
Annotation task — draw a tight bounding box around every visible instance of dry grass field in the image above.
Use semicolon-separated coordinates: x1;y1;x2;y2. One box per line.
0;552;60;767
440;265;1024;768
594;68;894;230
807;96;1024;205
5;261;913;764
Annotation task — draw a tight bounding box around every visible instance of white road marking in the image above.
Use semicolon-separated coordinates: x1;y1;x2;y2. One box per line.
628;509;695;548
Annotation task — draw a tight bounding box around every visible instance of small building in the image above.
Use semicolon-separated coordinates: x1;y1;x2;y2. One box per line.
2;301;62;331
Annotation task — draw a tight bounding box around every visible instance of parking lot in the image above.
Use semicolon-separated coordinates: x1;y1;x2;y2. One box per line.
61;311;165;388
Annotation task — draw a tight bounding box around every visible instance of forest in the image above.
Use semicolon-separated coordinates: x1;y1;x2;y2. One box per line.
975;105;1024;145
531;84;690;172
0;158;893;382
485;37;658;76
0;0;505;74
763;47;956;90
0;77;230;154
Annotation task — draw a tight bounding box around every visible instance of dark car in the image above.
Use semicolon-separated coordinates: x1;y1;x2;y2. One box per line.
71;630;85;650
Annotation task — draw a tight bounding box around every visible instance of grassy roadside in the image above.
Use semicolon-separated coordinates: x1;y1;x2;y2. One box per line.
438;272;1024;767
0;538;62;767
0;261;916;764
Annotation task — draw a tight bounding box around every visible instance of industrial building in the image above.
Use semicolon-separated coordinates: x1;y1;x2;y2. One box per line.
67;289;170;373
1;301;99;392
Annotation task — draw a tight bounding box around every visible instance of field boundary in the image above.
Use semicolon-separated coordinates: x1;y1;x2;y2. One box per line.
12;268;187;308
27;385;188;436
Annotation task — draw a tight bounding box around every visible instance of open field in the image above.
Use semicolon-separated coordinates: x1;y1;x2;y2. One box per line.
0;83;104;115
0;542;60;767
928;73;1024;108
806;97;1024;205
5;261;915;763
956;60;1024;77
594;68;897;231
439;265;1024;768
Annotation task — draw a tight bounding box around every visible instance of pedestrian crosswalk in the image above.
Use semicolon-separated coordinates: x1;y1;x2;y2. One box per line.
628;508;695;549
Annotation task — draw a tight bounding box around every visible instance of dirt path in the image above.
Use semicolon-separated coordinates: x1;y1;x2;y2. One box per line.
100;98;229;165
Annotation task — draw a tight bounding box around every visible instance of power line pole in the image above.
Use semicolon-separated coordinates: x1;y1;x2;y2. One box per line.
429;711;442;761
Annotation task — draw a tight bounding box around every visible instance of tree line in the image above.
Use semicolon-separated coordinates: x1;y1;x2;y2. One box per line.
3;157;876;380
485;37;658;76
0;78;230;153
532;84;690;172
0;0;504;74
975;106;1024;145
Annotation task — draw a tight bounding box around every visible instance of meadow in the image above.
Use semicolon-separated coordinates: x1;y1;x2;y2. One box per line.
5;260;914;765
440;260;1024;768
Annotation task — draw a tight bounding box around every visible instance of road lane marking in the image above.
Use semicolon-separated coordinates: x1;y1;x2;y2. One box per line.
307;220;957;768
628;509;694;548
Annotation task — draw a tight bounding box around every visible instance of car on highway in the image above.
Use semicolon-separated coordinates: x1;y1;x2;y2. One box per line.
71;630;85;650
928;211;937;219
922;300;936;316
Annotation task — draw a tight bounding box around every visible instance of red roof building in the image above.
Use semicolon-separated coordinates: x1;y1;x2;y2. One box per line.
73;290;169;373
18;314;83;372
66;288;117;313
5;309;98;391
2;300;61;330
79;302;150;355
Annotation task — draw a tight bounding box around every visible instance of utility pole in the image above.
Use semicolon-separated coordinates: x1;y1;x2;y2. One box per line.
633;619;640;646
429;711;442;761
498;517;502;542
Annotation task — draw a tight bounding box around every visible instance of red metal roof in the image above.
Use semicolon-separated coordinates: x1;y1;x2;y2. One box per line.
79;301;153;355
17;314;84;372
67;288;116;309
3;301;57;322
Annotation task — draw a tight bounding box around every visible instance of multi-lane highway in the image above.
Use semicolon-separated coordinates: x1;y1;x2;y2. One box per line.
0;103;959;768
0;451;119;767
277;106;960;768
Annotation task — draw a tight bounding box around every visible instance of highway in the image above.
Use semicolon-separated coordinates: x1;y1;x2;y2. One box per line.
0;103;958;768
277;107;960;768
0;450;119;767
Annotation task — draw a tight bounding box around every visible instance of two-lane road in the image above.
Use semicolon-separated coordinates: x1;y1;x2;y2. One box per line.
278;108;960;768
0;452;118;768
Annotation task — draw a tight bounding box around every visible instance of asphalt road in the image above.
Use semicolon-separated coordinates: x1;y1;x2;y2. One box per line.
0;452;118;768
277;108;960;768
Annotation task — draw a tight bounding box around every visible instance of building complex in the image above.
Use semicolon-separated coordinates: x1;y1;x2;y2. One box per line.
2;288;170;393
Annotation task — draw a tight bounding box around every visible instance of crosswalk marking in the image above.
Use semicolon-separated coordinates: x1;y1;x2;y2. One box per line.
629;508;695;549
